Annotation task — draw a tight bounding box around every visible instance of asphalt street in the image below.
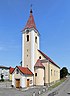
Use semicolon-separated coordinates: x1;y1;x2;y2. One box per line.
0;82;47;96
41;77;70;96
0;77;70;96
55;77;70;96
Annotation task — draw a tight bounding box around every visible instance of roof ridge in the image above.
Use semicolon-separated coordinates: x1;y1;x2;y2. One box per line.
38;50;60;68
34;59;44;68
16;66;33;75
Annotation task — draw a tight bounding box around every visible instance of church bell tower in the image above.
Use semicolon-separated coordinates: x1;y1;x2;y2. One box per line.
22;9;40;73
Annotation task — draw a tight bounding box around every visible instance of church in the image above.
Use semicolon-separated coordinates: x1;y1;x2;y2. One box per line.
11;9;60;88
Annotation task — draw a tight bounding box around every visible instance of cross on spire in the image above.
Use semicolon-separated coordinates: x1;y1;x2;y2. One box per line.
30;4;33;13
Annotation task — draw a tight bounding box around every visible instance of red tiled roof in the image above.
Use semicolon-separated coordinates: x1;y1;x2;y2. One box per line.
23;9;37;31
9;67;14;74
38;50;60;68
17;66;33;75
34;59;44;68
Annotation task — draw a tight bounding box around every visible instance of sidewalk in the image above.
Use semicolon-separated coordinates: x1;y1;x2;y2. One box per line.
0;81;12;88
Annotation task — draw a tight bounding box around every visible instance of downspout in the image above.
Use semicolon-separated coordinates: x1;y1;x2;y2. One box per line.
48;60;50;86
44;67;45;85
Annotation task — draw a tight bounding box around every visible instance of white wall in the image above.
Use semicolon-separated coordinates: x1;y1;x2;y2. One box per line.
37;35;39;49
22;33;24;67
31;30;35;73
35;67;44;85
25;76;34;87
0;69;9;80
12;74;15;86
20;76;25;88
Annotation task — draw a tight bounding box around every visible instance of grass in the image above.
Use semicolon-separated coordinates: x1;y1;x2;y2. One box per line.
48;78;66;91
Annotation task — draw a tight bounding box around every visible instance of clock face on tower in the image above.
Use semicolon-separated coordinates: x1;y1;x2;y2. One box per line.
26;29;29;34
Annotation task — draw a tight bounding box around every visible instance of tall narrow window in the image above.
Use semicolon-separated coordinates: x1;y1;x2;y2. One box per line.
51;69;52;76
27;35;29;42
35;36;37;43
35;73;37;76
54;70;55;76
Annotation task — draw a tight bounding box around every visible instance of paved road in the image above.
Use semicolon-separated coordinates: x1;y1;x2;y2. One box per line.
0;82;47;96
41;77;70;96
0;86;47;96
0;78;70;96
55;77;70;96
0;81;11;88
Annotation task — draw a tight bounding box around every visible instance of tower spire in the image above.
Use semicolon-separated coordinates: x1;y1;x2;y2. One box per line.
23;6;37;31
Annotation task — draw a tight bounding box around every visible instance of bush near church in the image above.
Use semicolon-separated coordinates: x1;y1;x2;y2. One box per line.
60;67;68;79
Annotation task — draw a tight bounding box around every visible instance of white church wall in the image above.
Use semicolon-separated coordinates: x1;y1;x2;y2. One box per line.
24;31;31;69
35;67;44;85
42;62;49;84
37;51;45;60
31;30;35;73
37;35;39;49
22;33;24;67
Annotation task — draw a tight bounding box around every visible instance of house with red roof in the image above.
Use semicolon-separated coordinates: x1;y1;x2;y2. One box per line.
12;66;33;88
12;8;60;88
9;67;14;81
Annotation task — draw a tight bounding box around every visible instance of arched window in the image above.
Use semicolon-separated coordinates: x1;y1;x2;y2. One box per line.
35;73;37;76
51;69;52;76
35;36;37;43
54;70;55;76
39;56;41;59
27;35;29;42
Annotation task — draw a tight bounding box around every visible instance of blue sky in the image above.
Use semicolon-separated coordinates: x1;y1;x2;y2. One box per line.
0;0;70;72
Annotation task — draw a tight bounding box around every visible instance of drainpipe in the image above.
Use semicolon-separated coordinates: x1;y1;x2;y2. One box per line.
27;65;28;86
44;67;45;86
48;60;50;86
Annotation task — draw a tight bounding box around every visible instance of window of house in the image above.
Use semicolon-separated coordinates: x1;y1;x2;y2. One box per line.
35;36;37;43
35;73;37;76
27;49;28;52
39;56;41;59
27;35;29;42
51;69;52;76
54;70;55;76
16;69;19;74
27;79;29;81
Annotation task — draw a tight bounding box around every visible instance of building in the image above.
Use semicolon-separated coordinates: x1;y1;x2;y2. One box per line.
12;66;33;88
0;66;9;80
9;67;14;81
12;9;60;88
34;50;60;86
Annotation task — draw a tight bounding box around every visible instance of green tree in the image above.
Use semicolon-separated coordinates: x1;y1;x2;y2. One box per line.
60;67;68;78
